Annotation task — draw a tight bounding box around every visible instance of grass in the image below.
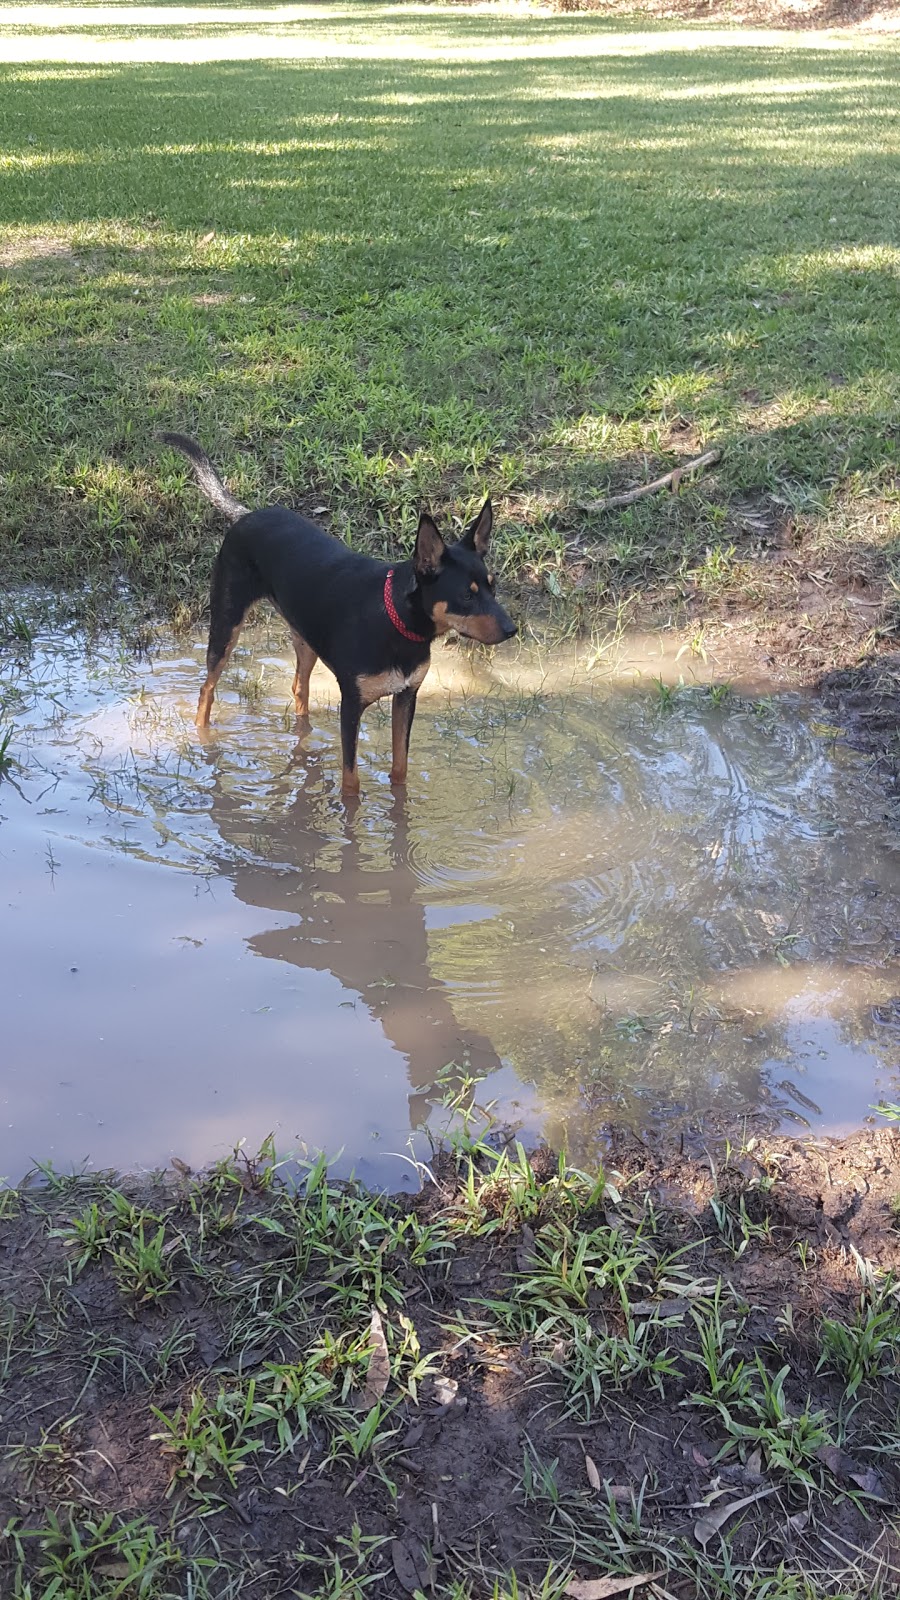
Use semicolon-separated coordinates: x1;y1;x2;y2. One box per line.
819;1264;900;1398
2;1124;900;1598
5;1512;188;1598
0;3;899;648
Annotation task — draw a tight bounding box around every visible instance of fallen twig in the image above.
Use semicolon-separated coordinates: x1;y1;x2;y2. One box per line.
575;448;722;515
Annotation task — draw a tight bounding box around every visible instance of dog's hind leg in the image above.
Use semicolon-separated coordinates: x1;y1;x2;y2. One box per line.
290;630;318;719
197;555;264;730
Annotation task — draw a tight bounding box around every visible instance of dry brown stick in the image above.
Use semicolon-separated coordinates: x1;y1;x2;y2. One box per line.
575;448;722;515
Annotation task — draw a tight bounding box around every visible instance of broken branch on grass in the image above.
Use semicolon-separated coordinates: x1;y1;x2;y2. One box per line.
575;449;722;516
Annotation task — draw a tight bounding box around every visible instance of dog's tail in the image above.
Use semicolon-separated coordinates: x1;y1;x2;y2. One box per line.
160;433;249;523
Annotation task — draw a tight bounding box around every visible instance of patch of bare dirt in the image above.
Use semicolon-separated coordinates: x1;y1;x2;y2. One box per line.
0;234;78;275
611;1123;900;1260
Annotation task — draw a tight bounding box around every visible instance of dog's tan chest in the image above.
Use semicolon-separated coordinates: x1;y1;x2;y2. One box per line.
356;660;429;707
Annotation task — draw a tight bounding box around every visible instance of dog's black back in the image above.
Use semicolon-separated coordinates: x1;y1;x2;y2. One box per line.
218;509;427;682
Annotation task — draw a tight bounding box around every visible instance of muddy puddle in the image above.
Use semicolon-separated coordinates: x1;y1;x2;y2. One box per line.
2;616;900;1187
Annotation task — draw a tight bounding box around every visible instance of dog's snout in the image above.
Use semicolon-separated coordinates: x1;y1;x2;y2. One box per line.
503;621;517;640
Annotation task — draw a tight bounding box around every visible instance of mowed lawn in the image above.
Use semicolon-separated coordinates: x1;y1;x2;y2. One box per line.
0;3;899;631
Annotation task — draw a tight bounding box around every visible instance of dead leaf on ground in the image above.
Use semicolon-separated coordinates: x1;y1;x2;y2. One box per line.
171;1156;191;1177
391;1538;432;1594
694;1486;776;1549
630;1298;689;1319
849;1468;886;1497
199;230;215;245
433;1375;458;1407
216;1345;268;1375
361;1308;390;1409
565;1573;662;1600
691;1447;710;1468
817;1444;884;1495
585;1454;601;1491
787;1510;809;1536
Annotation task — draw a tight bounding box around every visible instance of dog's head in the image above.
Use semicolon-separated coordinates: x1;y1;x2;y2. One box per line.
411;500;516;645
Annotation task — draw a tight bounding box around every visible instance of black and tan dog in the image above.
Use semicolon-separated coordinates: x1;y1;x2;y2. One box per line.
162;434;516;793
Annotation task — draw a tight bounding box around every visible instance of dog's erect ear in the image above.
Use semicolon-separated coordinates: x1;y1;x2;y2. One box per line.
414;512;446;578
460;498;492;558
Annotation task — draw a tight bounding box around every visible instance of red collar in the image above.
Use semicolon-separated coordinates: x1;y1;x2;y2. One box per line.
384;568;428;643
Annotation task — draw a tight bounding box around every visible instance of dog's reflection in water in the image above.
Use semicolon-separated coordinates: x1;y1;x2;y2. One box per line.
204;739;501;1130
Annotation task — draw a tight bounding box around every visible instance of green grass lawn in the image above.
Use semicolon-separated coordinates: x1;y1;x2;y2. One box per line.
0;3;899;635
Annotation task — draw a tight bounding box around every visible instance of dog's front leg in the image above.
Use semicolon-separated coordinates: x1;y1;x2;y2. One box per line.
390;687;418;787
339;687;363;795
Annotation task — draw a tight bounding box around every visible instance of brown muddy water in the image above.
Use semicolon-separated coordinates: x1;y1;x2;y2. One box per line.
2;617;900;1189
